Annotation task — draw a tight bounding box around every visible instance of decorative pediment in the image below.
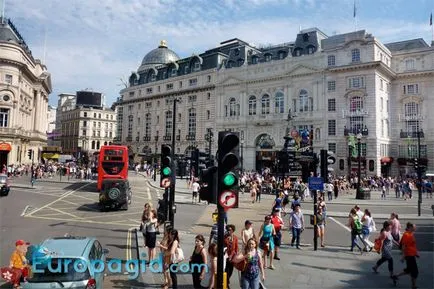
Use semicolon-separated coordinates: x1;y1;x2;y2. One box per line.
219;76;243;86
286;64;319;77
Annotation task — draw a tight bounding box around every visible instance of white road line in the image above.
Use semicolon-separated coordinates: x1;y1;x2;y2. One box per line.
27;182;92;216
147;187;151;200
20;205;29;216
156;190;161;199
328;216;351;232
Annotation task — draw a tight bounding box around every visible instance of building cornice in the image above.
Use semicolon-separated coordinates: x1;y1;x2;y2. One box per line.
119;84;215;106
394;70;434;79
327;61;396;78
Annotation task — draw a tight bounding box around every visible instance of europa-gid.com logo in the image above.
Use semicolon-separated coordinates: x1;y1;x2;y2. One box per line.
32;252;209;279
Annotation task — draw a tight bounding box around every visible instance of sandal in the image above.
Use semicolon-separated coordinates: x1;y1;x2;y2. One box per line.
268;265;275;270
160;283;168;288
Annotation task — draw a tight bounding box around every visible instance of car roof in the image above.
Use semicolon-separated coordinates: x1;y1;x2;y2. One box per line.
40;236;96;257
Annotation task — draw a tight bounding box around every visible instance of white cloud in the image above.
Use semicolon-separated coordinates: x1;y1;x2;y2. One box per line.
6;0;432;105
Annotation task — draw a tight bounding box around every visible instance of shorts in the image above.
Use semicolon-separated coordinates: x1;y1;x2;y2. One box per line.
193;191;198;197
404;256;419;279
273;231;282;247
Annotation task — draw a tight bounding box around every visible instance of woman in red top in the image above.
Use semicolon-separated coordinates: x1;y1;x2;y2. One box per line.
224;224;239;289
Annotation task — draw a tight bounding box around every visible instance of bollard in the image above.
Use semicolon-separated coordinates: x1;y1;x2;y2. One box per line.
214;272;227;289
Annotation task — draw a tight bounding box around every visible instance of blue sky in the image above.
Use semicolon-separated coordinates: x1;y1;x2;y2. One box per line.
6;0;434;106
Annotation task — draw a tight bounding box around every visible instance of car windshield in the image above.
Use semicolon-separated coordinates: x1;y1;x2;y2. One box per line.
29;258;90;283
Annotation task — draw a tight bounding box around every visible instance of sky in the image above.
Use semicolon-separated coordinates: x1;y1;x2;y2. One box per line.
5;0;434;107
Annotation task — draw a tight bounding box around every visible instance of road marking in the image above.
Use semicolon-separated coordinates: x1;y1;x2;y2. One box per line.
328;216;351;232
24;215;133;226
46;206;82;219
126;227;137;270
147;187;151;200
21;205;29;216
27;182;93;216
86;211;140;220
156;190;161;199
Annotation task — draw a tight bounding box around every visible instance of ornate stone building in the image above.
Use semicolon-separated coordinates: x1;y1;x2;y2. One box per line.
119;29;434;177
0;18;52;166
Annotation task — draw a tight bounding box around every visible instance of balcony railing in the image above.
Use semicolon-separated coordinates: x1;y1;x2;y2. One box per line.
342;109;369;118
163;135;172;141
143;136;151;141
126;136;132;142
186;134;196;141
344;127;369;136
400;130;424;138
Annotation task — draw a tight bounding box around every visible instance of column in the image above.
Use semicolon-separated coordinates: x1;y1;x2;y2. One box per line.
33;90;40;133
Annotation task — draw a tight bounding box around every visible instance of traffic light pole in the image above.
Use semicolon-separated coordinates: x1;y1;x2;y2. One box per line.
169;98;179;228
216;202;225;289
417;127;422;216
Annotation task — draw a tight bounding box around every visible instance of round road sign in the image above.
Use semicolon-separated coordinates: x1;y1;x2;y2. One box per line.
219;190;237;210
161;178;171;188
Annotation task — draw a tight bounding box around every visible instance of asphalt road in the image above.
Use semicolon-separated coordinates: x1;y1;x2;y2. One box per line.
0;174;208;288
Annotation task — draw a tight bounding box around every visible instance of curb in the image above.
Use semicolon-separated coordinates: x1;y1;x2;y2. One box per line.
145;180;192;195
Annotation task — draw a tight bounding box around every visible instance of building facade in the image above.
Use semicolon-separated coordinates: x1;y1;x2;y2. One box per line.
55;92;117;160
46;105;57;146
0;18;52;166
119;30;434;177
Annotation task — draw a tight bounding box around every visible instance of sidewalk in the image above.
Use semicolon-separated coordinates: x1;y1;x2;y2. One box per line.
145;174;434;220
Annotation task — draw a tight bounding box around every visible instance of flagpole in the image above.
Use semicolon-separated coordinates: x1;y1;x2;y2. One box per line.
353;0;357;31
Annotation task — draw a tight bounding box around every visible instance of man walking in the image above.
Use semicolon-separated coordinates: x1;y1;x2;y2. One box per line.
271;208;284;259
289;204;304;249
191;178;200;204
392;222;419;289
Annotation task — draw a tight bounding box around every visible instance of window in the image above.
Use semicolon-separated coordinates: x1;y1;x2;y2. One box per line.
298;89;312;112
248;96;257;115
84;112;87;117
264;54;272;62
380;79;384;90
166;98;173;105
146;88;153;94
82;130;86;136
404;102;420;133
145;113;151;137
403;84;419;95
166;83;173;90
189;78;197;86
129;91;134;97
307;46;315;54
207;110;210;120
179;81;182;88
188;95;197;102
237;59;244;66
278;51;286;59
188;108;196;136
251;56;258;64
184;66;189;74
350;96;363;112
127;115;133;138
351;48;360;62
150;73;156;82
380;97;383;112
328;120;336;136
165;111;172;136
207;75;211;82
4;74;12;84
327;55;335;66
171;68;177;77
348;77;364;88
229;98;239;116
405;59;415;70
83;121;87;127
261;94;270;115
327;81;336;91
207;93;211;100
328;143;337;154
328;99;336;112
146;102;152;108
193;61;201;71
0;108;9;127
294;49;301;56
98;113;101;119
274;92;284;113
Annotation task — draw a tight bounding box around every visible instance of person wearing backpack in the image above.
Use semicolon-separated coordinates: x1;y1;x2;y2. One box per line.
372;221;399;286
347;208;363;252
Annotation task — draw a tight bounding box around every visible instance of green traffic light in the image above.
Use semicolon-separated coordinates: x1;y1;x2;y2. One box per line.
162;167;171;176
223;172;236;187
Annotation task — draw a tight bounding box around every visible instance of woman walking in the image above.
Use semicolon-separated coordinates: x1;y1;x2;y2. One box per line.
258;215;275;269
158;226;172;288
144;209;158;263
316;206;326;247
141;203;153;248
236;238;266;289
159;229;180;289
361;209;375;251
207;243;218;289
190;234;208;289
241;220;256;249
348;208;363;252
224;224;239;289
372;221;398;284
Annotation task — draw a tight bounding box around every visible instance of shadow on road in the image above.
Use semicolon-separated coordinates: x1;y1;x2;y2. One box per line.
76;203;100;212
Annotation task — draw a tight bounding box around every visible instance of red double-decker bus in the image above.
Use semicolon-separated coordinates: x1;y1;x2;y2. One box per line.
97;145;129;191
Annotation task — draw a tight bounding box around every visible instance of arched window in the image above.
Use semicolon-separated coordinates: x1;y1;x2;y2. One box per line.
274;92;284;113
350;96;363;112
264;54;272;62
96;141;100;150
91;140;95;150
251;56;258;65
229;98;239;116
299;89;312;112
248;96;257;115
261;94;270;115
306;45;315;54
188;108;196;137
349;96;364;133
404;102;420;133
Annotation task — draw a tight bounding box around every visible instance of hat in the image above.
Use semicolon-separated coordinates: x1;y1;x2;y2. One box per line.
245;220;253;225
15;240;30;246
273;208;280;212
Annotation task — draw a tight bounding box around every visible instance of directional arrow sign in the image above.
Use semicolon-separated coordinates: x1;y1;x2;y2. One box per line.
219;190;237;210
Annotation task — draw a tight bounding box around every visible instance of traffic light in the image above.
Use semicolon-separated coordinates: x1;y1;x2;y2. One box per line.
27;149;33;160
199;166;217;203
320;150;336;183
413;158;419;170
217;131;240;209
160;144;173;188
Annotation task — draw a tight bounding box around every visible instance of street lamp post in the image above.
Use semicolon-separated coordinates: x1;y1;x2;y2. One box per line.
240;139;244;172
356;133;362;199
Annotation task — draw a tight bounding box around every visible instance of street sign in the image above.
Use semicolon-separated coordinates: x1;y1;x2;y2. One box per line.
308;177;324;191
160;178;171;188
219;190;237;210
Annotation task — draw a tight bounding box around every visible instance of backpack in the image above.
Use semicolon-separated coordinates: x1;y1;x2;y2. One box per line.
373;229;385;253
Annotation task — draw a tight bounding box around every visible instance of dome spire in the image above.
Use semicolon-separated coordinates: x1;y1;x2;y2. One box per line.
159;40;167;48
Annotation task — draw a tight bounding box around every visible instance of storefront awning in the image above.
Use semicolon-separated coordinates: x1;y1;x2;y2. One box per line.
380;157;393;164
0;142;11;151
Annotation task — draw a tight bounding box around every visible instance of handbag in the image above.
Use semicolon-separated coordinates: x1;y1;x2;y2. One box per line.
171;247;185;263
233;258;248;272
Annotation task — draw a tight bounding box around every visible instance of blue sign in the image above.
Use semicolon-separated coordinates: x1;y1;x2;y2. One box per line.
308;177;324;191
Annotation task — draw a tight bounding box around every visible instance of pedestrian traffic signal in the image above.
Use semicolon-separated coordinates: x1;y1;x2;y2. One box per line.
199;166;217;203
413;158;419;170
160;144;173;188
217;131;240;209
27;149;33;160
